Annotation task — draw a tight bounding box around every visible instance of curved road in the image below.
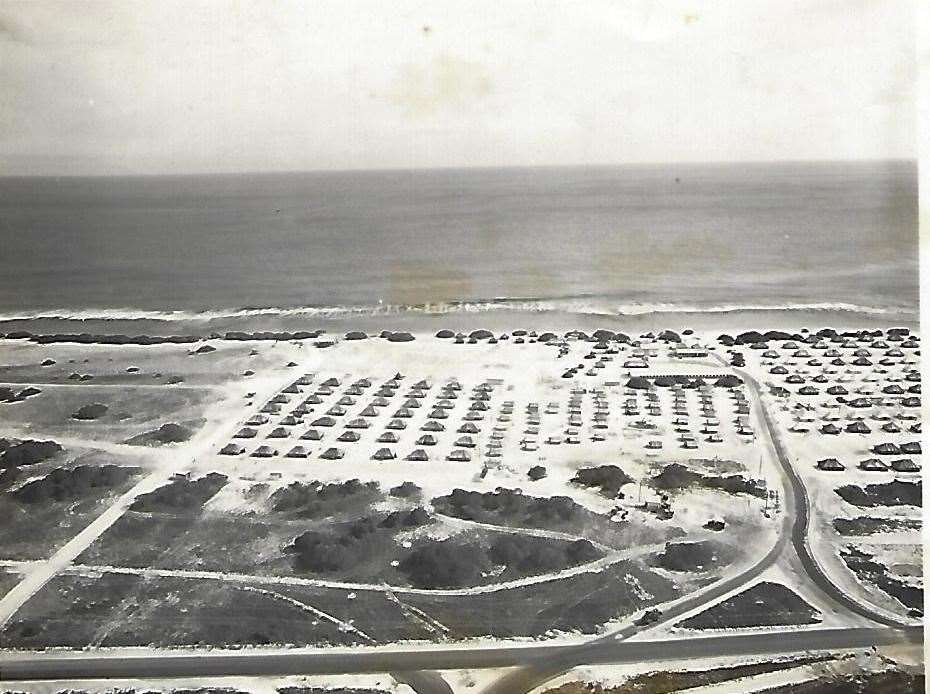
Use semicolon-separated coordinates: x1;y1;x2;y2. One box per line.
736;365;913;629
480;357;914;694
0;357;916;694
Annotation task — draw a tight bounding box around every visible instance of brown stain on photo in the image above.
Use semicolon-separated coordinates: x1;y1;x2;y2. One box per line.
389;53;493;118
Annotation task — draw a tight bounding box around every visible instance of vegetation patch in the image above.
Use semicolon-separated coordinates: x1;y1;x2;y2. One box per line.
653;541;736;573
833;516;922;536
677;581;821;629
835;481;922;508
12;465;139;504
432;488;609;536
759;668;924;694
289;510;602;589
571;465;632;497
541;656;833;694
651;463;765;498
0;438;63;469
125;422;194;445
290;509;433;574
72;403;109;420
130;473;227;513
270;479;383;518
839;546;923;612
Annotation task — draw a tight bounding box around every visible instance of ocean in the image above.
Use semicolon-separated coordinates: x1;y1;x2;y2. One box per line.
0;160;917;322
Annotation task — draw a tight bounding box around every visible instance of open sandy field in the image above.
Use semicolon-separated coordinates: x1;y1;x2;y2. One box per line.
0;312;919;656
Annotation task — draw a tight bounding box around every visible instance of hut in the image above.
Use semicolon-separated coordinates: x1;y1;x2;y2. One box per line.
454;435;476;448
421;420;445;432
300;429;323;441
346;418;370;429
770;365;789;375
891;458;920;473
372;448;396;461
344;331;367;340
321;377;341;387
393;407;413;418
337;430;361;442
304;394;324;405
376;431;399;443
311;416;336;428
220;443;245;455
359;406;379;417
858;458;888;472
826;385;848;395
416;434;437;446
463;411;484;421
252;445;277;458
428;408;449;419
386;418;407;430
881;422;901;433
326;406;347;416
458;422;480;434
900;442;921;455
402;398;421;409
816;458;845;471
320;447;344;460
447;449;471;462
846;421;871;434
246;414;269;426
406;449;429;461
798;386;820;396
235;427;258;439
820;423;841;435
286;446;309;458
268;427;289;439
436;329;455;338
873;443;901;455
337;395;356;406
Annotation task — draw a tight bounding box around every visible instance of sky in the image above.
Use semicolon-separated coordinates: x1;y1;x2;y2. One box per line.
0;0;918;175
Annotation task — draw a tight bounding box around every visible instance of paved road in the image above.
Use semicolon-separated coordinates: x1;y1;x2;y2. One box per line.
482;357;914;694
735;365;912;629
0;627;919;682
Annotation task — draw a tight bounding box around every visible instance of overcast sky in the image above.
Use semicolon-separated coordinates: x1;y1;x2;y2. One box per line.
0;0;917;175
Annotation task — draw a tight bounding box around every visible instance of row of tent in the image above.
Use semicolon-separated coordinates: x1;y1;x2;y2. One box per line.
815;457;920;473
219;442;472;462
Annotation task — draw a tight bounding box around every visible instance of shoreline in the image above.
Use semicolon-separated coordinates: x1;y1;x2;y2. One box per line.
0;306;918;344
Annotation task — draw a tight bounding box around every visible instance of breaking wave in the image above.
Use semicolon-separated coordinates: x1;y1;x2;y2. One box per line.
0;299;913;323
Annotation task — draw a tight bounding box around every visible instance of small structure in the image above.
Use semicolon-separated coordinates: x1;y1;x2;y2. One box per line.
816;458;845;471
891;458;920;473
220;443;245;455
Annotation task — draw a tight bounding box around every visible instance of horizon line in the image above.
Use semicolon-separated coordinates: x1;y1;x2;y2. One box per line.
0;157;917;180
